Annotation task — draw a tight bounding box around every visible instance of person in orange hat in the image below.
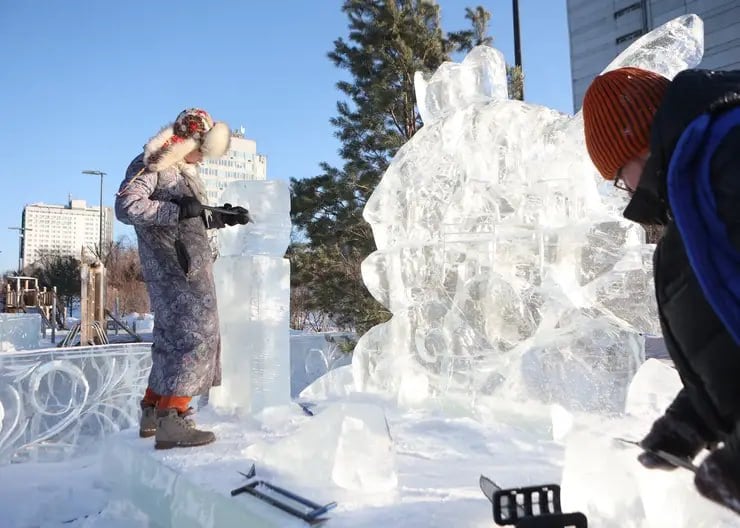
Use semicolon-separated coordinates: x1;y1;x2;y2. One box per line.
583;67;740;513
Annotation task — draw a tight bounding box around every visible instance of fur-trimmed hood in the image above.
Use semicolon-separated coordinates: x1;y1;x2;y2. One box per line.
143;108;231;172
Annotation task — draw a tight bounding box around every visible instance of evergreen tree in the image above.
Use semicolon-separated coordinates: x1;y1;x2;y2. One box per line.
290;1;512;334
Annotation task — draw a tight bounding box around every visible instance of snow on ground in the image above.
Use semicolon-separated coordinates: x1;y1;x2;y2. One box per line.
2;360;740;527
1;395;562;528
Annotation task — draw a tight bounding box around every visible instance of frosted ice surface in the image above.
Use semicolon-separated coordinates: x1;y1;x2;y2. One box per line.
299;364;355;400
415;45;509;125
559;360;738;527
355;16;704;411
601;14;704;79
290;333;353;397
217;180;291;257
624;358;681;418
211;255;290;414
244;402;397;493
0;313;41;350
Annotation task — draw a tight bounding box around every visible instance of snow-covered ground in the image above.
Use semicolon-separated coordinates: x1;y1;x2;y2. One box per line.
2;359;740;527
0;396;563;528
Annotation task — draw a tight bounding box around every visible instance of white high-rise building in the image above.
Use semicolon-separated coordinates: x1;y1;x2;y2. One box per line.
199;128;267;204
21;199;114;267
567;0;740;110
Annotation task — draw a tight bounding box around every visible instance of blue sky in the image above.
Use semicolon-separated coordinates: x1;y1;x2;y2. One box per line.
0;1;572;273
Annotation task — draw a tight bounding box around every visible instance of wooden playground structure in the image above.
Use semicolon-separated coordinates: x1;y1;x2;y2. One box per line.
2;275;58;329
2;255;141;347
59;256;141;347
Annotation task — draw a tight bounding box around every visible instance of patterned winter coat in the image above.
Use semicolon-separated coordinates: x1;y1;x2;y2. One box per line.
115;154;221;397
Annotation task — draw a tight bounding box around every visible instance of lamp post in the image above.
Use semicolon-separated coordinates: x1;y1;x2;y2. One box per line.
8;227;31;274
512;0;524;99
81;170;107;256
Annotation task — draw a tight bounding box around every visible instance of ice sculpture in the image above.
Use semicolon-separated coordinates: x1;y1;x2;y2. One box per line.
354;15;704;412
244;402;397;493
0;313;41;350
210;180;291;414
0;343;152;464
290;332;354;397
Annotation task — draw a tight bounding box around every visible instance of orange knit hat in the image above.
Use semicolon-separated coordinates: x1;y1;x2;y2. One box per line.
582;67;669;180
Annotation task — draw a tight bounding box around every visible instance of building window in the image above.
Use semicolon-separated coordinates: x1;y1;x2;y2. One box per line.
614;2;641;19
616;29;643;44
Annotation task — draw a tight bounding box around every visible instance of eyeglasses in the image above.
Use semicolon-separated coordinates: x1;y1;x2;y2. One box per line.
614;167;634;193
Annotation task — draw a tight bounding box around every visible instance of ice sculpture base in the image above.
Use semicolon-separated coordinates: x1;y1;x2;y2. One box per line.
103;398;565;527
211;255;291;415
105;429;309;528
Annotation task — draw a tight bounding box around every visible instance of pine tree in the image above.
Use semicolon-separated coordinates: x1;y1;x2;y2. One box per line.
290;1;507;334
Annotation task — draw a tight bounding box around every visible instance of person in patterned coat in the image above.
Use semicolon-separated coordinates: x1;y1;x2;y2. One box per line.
115;108;249;449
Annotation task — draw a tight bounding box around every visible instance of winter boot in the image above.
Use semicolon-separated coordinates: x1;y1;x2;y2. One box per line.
695;432;740;515
139;402;157;438
154;408;215;450
638;412;711;470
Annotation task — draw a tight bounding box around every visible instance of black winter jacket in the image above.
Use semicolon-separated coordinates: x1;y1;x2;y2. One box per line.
625;69;740;437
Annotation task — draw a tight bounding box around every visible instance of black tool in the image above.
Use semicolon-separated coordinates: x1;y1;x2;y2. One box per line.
614;437;698;472
480;475;588;527
231;468;337;525
202;204;243;216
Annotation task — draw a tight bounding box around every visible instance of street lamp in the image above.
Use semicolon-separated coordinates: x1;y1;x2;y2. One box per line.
512;0;524;99
81;170;107;256
8;226;31;274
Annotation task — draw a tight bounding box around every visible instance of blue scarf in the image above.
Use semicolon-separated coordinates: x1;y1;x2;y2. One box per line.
667;106;740;345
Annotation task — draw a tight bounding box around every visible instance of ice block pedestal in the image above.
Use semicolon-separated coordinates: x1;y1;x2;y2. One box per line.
209;180;291;414
104;414;312;528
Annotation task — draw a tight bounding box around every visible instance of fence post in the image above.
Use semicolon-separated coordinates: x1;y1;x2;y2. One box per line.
51;286;57;344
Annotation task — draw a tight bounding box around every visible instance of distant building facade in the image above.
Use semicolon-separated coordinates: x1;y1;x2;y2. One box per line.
568;0;740;110
21;199;113;267
199;127;267;204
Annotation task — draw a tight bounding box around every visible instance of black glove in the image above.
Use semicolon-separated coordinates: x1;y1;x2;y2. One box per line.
220;203;251;226
175;196;203;220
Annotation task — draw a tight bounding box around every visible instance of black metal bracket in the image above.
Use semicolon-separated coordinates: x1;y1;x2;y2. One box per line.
230;465;337;525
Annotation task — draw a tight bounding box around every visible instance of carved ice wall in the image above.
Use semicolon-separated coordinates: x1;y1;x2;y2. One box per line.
0;343;151;464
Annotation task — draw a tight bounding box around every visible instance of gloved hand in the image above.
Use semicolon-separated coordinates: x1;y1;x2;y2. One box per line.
219;203;251;226
176;196;203;220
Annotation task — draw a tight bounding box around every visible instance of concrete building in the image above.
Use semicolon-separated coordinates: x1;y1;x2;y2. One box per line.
568;0;740;110
199;127;267;204
21;199;114;267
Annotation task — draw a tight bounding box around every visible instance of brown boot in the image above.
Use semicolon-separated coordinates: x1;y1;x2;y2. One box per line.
154;408;215;450
139;402;158;438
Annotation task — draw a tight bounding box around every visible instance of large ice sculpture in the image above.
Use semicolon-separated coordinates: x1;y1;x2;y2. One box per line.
210;180;291;414
0;343;152;464
354;15;704;412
